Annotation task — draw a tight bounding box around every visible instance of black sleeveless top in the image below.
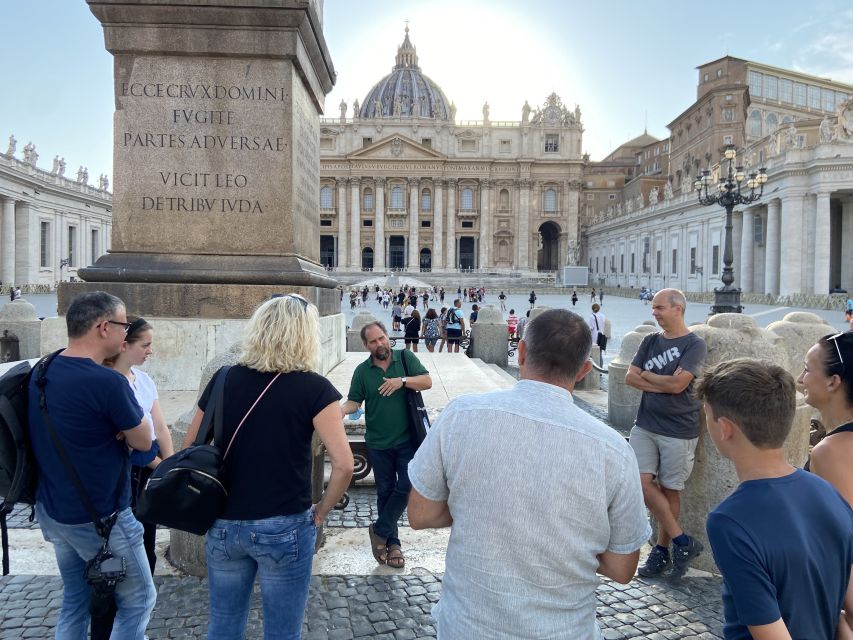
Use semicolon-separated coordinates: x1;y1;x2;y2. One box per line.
804;421;853;472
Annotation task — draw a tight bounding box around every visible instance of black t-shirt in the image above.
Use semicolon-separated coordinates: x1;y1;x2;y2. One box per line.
198;365;341;519
404;316;421;337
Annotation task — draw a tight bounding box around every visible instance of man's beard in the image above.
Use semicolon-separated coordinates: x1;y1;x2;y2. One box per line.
373;346;390;361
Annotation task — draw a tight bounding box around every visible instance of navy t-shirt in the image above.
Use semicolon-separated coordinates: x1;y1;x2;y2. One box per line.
632;331;707;438
707;469;853;639
28;355;144;524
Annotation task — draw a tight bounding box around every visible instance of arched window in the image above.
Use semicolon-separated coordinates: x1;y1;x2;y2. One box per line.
420;188;432;211
544;188;557;212
461;187;474;209
391;186;404;209
749;111;762;137
499;240;509;260
361;247;374;270
362;188;374;211
319;185;333;209
765;113;778;134
499;188;509;210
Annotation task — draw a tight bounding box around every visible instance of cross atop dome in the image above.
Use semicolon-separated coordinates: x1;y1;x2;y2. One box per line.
395;23;419;71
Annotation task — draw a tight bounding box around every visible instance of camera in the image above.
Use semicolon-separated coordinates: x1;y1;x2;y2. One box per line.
85;549;127;616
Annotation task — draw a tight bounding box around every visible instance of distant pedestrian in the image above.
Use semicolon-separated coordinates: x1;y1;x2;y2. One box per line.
391;302;402;332
13;286;21;300
507;309;518;338
437;307;449;353
439;288;445;303
590;288;596;303
498;291;506;312
587;303;606;362
571;290;578;307
445;300;466;353
404;309;421;352
469;304;479;326
528;290;536;309
421;308;441;353
599;289;604;305
516;309;530;339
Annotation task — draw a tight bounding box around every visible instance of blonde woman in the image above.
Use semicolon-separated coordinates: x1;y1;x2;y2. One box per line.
183;294;353;640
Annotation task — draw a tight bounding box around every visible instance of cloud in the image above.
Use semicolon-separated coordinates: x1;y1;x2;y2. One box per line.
793;9;853;84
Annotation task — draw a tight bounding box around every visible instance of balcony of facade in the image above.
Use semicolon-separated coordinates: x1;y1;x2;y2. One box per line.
456;208;480;218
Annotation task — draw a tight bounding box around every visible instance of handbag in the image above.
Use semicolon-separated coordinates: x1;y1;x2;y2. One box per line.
400;349;430;448
136;368;280;535
593;315;608;351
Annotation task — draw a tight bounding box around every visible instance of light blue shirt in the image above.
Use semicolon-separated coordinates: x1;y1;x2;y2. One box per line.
409;379;650;640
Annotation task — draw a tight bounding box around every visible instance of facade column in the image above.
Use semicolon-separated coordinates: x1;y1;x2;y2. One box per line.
349;178;361;268
336;178;347;268
517;179;531;270
779;194;804;296
740;208;754;293
841;198;853;292
15;202;36;286
407;179;419;270
446;180;457;270
374;178;386;271
432;179;443;270
1;198;16;286
479;179;491;268
814;192;831;295
732;211;743;290
764;199;781;295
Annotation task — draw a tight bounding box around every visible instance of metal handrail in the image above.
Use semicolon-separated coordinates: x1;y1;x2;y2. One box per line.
589;358;608;374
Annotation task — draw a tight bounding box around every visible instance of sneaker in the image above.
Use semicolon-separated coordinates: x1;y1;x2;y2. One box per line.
637;545;671;578
667;536;704;580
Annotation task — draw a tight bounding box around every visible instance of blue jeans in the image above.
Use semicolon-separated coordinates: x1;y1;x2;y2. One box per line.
36;503;156;640
205;509;316;640
367;439;415;546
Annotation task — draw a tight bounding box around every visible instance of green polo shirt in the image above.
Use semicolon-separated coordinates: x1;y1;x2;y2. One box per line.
347;349;429;450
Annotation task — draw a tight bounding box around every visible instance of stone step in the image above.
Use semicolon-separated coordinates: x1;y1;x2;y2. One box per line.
469;358;515;389
485;362;517;386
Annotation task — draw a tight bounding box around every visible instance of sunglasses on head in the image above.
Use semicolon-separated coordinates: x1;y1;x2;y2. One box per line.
285;294;309;310
826;332;847;372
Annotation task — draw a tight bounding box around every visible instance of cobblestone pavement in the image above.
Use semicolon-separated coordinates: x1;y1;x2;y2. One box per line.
325;487;410;530
0;570;723;639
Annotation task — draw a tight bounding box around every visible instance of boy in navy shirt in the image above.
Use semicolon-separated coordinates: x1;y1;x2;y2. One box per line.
696;358;853;639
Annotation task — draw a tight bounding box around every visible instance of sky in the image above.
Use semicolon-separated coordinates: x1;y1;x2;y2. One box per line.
3;0;853;181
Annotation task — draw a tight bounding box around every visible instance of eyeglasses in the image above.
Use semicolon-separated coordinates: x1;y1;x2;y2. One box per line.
827;332;846;371
106;320;132;333
286;294;309;311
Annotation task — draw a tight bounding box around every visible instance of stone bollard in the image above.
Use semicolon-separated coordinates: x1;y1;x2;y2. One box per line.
169;344;327;576
0;299;42;360
607;324;658;429
765;312;834;380
672;313;813;573
471;305;508;367
576;345;601;391
347;311;378;352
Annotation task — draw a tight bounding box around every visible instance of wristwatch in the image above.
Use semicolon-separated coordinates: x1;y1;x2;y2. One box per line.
400;377;407;388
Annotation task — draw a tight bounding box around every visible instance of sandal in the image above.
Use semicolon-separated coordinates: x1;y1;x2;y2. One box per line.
386;544;405;569
368;524;387;565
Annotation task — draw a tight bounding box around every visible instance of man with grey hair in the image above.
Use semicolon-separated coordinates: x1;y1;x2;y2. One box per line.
625;288;707;580
27;291;155;637
408;309;649;639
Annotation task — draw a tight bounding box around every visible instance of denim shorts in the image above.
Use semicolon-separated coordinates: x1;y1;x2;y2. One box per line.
629;426;698;490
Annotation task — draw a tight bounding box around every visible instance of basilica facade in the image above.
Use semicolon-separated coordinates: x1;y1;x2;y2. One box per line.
318;27;584;274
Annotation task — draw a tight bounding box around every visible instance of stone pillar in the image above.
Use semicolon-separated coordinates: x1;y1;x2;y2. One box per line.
517;179;531;269
350;178;361;268
336;178;347;268
765;198;781;295
813;192;831;295
15;202;36;286
432;179;443;270
470;305;507;367
479;179;490;268
732;211;743;290
347;311;377;352
446;179;457;270
740;208;754;293
607;324;659;429
408;178;419;270
1;197;15;286
842;198;853;292
779;194;803;296
766;311;835;379
374;178;386;271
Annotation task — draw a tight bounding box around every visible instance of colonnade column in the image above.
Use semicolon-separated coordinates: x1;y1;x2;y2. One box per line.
407;179;419;270
841;198;853;292
336;178;347;268
479;179;490;268
779;194;803;296
374;178;386;271
740;208;754;293
1;197;15;285
813;192;831;295
446;180;457;270
764;199;781;295
517;179;531;270
349;178;361;268
432;180;443;270
14;202;35;286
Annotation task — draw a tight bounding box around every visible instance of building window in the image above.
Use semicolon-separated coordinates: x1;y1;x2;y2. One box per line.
68;226;77;267
362;188;374;211
421;138;432;148
749;110;762;137
703;73;709;83
808;85;820;109
690;247;697;274
40;221;50;268
723;135;733;145
631;252;635;273
461;187;474;209
391;186;404;208
763;75;778;100
656;250;661;274
716;69;723;78
766;113;778;133
320;137;334;150
362;137;372;147
672;248;677;274
823;88;835;112
838;92;849;108
586;193;595;201
596;257;599;273
608;193;616;200
320;219;332;227
543;188;557;212
780;78;793;103
723;108;734;121
421;188;432;211
754;214;764;244
91;229;99;262
620;254;625;273
461;220;473;228
725;94;733;101
499;139;511;153
461;139;476;152
794;82;807;106
319;185;333;209
363;219;373;227
748;71;762;97
544;134;559;153
712;245;720;274
499;189;510;209
421;220;431;228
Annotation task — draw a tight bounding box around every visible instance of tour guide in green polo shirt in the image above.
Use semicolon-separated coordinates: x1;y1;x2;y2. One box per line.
341;321;431;569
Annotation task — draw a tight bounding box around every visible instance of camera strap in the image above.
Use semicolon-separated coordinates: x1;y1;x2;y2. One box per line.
35;353;128;542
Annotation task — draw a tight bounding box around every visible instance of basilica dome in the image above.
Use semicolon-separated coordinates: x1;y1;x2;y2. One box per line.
359;27;453;121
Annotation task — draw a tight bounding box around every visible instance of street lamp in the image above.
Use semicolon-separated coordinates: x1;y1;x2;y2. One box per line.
694;145;767;314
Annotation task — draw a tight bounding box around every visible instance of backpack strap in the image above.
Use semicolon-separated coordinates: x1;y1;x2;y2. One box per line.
195;366;231;448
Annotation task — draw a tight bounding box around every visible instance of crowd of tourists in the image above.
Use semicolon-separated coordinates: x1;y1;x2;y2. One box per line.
19;286;853;639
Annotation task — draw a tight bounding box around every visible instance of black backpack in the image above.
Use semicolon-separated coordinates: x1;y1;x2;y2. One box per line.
0;350;60;575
